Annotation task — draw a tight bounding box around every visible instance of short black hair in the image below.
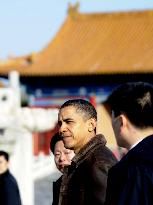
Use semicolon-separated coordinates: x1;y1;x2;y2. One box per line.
0;150;9;161
50;132;62;153
107;82;153;128
60;99;97;121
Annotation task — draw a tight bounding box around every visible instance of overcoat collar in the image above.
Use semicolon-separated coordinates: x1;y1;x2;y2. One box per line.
71;134;107;168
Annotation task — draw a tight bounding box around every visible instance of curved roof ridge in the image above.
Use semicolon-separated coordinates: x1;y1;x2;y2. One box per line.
73;9;153;19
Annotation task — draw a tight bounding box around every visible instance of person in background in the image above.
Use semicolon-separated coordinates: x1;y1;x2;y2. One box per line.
50;132;75;205
0;150;22;205
105;82;153;205
58;99;117;205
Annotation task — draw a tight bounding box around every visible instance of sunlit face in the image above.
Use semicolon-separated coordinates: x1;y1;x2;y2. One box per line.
0;156;9;174
58;106;95;152
54;140;75;173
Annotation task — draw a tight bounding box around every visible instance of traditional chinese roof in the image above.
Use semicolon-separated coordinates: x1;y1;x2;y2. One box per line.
1;7;153;76
0;53;38;75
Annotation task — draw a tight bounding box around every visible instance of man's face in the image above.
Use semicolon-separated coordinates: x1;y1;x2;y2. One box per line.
54;140;75;173
0;156;9;174
58;106;92;152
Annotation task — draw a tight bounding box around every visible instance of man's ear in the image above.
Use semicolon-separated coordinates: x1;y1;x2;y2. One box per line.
88;118;97;132
119;114;128;131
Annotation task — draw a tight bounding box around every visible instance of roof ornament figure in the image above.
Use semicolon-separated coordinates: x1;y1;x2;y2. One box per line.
68;1;80;18
27;52;37;64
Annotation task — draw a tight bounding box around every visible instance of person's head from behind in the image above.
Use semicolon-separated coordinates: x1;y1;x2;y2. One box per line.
0;150;9;174
58;99;97;153
107;82;153;148
50;132;75;173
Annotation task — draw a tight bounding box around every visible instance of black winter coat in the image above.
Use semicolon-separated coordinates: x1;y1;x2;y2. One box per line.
52;176;62;205
105;135;153;205
59;134;117;205
0;170;22;205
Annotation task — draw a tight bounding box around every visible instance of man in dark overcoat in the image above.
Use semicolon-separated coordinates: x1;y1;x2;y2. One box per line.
105;82;153;205
0;150;22;205
58;99;117;205
50;132;75;205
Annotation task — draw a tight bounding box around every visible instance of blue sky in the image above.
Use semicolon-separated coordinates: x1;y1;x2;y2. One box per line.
0;0;153;59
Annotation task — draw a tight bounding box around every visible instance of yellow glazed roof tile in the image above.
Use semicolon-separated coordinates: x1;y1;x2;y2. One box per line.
1;9;153;75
